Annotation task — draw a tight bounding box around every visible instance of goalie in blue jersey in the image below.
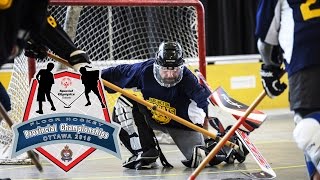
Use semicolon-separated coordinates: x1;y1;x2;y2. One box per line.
256;1;320;179
102;42;247;169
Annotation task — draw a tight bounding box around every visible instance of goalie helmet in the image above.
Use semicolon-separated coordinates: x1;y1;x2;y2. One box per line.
153;41;185;88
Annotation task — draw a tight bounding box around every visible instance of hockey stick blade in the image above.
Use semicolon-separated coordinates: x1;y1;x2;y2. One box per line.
236;130;276;179
242;171;275;179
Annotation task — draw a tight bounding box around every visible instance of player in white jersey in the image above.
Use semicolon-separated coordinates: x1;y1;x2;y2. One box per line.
256;0;320;179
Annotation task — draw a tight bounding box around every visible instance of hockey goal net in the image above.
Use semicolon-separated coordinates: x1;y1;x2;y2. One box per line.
1;0;206;163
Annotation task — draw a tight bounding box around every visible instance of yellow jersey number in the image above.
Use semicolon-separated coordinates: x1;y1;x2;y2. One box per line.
301;0;320;21
47;16;57;28
0;0;12;10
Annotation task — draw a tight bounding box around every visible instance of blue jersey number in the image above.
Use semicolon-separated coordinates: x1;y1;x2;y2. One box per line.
301;0;320;20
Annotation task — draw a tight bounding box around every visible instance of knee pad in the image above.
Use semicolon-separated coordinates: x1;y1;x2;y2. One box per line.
114;96;135;133
293;113;320;173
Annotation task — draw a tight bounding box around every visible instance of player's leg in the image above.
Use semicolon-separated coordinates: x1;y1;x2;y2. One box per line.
159;126;227;168
169;128;205;161
112;96;142;156
293;110;320;180
0;82;11;113
84;88;91;106
45;90;55;111
91;87;104;107
0;82;12;156
36;91;44;114
113;95;158;169
0;83;34;165
289;66;320;180
129;99;160;169
36;101;43;114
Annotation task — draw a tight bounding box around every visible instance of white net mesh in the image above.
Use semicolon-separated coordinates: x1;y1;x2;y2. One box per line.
1;0;205;163
49;5;200;67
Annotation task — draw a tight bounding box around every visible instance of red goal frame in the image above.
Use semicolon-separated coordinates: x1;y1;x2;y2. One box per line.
28;0;206;80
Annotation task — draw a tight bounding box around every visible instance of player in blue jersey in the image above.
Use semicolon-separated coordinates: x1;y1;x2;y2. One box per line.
0;0;90;69
102;42;245;169
0;0;91;112
0;1;91;169
256;1;320;179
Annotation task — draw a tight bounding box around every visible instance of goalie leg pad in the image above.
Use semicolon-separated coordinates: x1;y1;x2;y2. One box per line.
293;114;320;175
114;96;142;153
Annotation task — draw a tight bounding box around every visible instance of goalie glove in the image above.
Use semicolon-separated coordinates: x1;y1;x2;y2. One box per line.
260;64;287;98
24;41;48;59
69;50;91;71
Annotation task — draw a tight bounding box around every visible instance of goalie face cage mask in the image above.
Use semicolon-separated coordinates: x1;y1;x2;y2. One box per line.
153;63;184;88
154;41;185;88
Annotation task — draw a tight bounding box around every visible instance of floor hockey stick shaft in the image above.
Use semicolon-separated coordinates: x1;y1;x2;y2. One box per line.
50;92;69;107
0;102;43;172
189;91;267;179
47;52;241;151
189;70;286;180
67;91;84;107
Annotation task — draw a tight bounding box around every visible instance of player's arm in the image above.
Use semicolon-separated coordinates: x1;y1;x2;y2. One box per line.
258;42;287;99
35;70;41;81
255;0;286;98
187;72;211;113
0;0;48;65
0;82;11;111
26;12;90;70
101;61;146;93
183;71;211;125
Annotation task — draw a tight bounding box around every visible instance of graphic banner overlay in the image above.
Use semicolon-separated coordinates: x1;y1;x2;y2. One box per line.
11;64;121;172
12;114;120;158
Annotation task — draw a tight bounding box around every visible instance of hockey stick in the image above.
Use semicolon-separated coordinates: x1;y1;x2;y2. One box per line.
66;91;84;107
196;69;274;169
205;106;276;178
235;130;276;179
46;52;242;151
0;102;43;172
50;92;71;108
207;117;276;178
189;70;285;180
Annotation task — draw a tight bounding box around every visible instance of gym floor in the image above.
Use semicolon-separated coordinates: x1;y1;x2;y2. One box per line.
0;111;309;180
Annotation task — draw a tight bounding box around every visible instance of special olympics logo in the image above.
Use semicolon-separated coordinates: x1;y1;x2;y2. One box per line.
61;78;72;88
